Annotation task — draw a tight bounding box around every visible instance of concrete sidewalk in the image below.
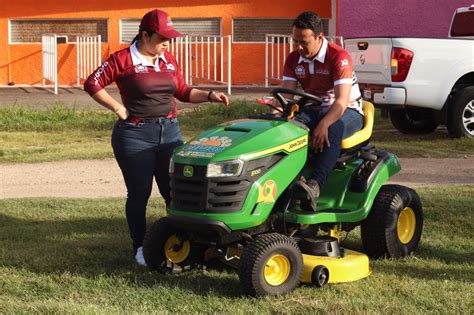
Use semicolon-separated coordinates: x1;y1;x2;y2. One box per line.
0;85;275;110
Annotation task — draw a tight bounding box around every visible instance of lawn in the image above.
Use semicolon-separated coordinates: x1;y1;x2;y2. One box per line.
0;103;473;163
1;186;472;313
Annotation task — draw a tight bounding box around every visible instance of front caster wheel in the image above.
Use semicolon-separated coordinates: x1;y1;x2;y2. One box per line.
238;233;303;297
312;265;329;288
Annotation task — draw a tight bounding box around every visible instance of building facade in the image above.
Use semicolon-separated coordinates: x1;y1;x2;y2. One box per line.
338;0;472;38
0;0;335;86
2;0;470;87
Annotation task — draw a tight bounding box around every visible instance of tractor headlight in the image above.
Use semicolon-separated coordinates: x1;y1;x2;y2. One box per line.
207;159;244;178
169;159;174;173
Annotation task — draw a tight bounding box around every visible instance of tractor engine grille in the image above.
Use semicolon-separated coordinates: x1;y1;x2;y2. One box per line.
171;164;251;213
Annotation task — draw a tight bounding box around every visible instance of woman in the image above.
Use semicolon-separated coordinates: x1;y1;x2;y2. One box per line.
84;9;229;266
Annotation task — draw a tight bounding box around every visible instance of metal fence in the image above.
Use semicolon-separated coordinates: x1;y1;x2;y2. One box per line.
265;34;293;87
265;34;344;87
41;35;58;94
77;35;102;86
171;35;232;95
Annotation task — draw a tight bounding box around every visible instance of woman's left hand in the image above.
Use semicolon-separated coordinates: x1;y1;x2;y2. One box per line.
210;91;230;106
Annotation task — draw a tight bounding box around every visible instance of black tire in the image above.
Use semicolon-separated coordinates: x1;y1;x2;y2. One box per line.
447;87;474;138
389;108;439;134
238;233;303;297
143;217;203;272
361;185;423;259
311;265;329;288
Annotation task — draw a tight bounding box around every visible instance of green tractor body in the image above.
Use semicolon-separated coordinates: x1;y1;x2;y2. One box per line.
169;118;400;229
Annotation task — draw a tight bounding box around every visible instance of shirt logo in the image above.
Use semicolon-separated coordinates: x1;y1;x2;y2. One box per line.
94;61;109;86
166;64;175;71
295;65;306;78
135;65;149;73
316;68;330;75
341;59;349;67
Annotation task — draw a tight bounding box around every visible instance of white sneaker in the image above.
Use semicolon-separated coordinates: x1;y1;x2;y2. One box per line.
135;247;147;267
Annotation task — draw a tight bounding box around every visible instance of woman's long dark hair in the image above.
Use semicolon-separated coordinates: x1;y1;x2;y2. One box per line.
131;30;155;44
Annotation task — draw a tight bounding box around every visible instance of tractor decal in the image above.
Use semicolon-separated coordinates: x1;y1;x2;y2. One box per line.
177;136;233;157
257;180;277;204
244;135;308;160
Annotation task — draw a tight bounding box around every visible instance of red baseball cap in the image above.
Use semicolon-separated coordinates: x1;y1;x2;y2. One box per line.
139;9;182;39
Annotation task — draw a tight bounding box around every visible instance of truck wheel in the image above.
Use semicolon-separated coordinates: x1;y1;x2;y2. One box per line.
143;218;203;272
389;108;439;134
361;185;423;259
447;87;474;138
239;233;303;297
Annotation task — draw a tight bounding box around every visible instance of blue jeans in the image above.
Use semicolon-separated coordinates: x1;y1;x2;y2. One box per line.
296;108;364;187
112;117;183;250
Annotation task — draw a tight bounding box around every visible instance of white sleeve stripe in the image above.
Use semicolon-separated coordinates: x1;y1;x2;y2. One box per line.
334;78;353;86
283;76;298;81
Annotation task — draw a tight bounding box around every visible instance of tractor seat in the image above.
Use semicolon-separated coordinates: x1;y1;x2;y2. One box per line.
340;101;375;152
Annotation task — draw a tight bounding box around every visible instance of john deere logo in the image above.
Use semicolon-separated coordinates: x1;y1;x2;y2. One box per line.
183;165;193;177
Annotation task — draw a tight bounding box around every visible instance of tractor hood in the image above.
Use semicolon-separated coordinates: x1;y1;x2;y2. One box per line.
173;118;308;165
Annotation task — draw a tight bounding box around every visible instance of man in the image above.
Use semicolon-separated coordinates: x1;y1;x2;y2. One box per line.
282;11;364;210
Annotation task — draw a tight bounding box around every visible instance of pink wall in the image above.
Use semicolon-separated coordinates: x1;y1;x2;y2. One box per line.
338;0;473;38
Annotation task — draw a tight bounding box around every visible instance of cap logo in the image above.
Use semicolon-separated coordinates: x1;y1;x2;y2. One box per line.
166;16;173;27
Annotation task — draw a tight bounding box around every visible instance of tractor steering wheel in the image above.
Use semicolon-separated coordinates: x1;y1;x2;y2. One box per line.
270;88;323;117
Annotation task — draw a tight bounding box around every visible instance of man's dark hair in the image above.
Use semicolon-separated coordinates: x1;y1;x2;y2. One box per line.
293;11;324;35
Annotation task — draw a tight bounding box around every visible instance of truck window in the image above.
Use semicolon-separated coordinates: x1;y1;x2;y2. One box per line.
450;11;474;37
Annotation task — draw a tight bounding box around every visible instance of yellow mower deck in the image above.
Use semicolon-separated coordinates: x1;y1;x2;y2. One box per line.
300;249;371;284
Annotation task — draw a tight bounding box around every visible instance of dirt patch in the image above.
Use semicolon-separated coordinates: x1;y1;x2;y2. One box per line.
1;157;473;199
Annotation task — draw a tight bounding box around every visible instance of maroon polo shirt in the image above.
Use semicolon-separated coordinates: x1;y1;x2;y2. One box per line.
283;38;363;115
84;46;192;118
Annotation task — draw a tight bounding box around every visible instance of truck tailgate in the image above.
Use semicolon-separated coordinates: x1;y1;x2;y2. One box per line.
345;38;392;85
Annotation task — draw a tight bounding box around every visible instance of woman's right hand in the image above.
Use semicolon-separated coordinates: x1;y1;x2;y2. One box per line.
115;107;129;120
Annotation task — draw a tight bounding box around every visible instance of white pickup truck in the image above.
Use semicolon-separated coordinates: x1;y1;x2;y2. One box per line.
345;5;474;138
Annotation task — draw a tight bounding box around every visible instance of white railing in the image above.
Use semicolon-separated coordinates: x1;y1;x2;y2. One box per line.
77;35;102;86
265;34;344;87
265;34;293;87
42;35;58;94
171;35;232;95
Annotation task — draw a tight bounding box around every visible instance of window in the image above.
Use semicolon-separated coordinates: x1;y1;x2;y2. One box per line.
120;18;221;43
233;18;329;43
450;11;474;37
9;19;108;43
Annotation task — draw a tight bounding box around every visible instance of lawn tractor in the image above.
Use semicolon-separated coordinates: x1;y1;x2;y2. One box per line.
143;88;423;297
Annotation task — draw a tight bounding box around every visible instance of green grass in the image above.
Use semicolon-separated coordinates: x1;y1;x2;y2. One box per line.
0;102;267;163
0;103;473;163
0;186;472;313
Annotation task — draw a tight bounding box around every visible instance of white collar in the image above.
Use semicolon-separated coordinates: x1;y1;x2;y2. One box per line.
130;41;167;67
298;37;328;64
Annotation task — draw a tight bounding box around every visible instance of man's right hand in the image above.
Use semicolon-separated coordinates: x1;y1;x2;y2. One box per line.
311;121;330;152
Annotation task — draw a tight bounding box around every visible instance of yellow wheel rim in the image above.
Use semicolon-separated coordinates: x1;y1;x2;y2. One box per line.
164;235;190;263
397;207;416;244
264;254;291;286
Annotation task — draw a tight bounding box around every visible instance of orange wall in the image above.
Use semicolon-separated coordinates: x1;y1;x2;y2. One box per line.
0;0;332;86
